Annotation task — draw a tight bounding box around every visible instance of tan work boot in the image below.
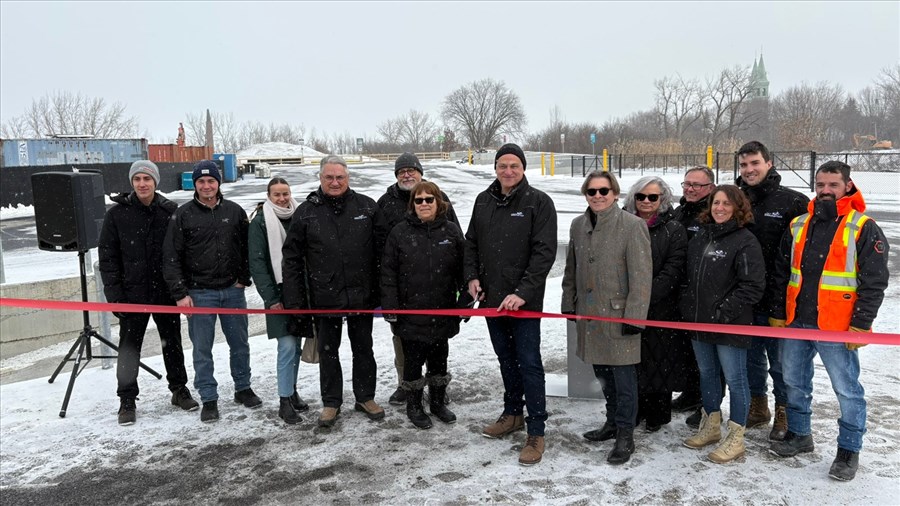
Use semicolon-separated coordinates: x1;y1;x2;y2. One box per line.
354;399;386;420
708;420;746;463
747;395;771;428
518;435;545;466
769;403;788;441
318;406;340;428
482;413;525;439
683;409;722;449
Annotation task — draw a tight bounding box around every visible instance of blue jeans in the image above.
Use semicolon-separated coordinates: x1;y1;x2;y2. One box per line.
782;322;866;453
187;287;251;403
747;312;786;404
486;317;547;436
593;364;638;429
276;335;302;398
692;339;750;425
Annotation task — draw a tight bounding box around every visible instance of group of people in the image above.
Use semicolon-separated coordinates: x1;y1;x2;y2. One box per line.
98;140;888;478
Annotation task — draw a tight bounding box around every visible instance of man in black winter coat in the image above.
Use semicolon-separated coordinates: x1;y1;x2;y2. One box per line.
671;166;716;421
735;141;809;441
377;152;459;406
282;155;390;428
163;160;258;423
465;144;557;466
99;160;199;426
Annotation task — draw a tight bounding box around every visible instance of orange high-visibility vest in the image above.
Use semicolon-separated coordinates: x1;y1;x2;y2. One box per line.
785;209;870;330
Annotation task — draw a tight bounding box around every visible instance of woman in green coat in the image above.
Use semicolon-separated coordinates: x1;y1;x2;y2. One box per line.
249;177;310;424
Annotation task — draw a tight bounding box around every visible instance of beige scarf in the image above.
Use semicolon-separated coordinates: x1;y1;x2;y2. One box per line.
263;197;298;283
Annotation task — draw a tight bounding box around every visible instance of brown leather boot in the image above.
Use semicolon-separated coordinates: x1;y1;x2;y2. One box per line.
518;435;545;466
769;403;788;441
746;395;771;428
482;413;525;439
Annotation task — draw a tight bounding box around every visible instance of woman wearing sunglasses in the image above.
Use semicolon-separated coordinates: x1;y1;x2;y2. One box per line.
679;184;765;463
562;171;652;465
381;181;468;430
622;176;689;434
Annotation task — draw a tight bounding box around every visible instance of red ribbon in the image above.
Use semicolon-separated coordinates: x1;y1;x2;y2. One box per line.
1;297;896;346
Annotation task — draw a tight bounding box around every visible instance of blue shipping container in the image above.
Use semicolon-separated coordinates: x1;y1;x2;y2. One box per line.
0;138;148;168
181;172;195;191
213;153;238;182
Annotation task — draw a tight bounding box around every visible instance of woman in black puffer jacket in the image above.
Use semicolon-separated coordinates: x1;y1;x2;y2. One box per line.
679;184;765;464
381;181;468;430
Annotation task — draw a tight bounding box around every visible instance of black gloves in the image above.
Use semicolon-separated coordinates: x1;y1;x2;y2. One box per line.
288;315;314;338
621;323;644;336
383;314;398;323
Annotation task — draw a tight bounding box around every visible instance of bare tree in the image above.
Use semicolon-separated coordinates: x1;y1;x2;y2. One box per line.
654;75;704;141
771;82;845;150
441;78;526;149
875;64;900;143
376;117;403;145
0;115;29;137
703;65;757;146
2;91;139;138
399;109;439;150
184;111;206;145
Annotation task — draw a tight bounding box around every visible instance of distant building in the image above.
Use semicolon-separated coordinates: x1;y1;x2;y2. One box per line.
746;54;773;146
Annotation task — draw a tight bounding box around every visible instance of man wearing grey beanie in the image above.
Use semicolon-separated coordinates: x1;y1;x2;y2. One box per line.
99;160;199;426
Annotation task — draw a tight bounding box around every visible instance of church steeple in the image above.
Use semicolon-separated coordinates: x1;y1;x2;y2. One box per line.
751;54;770;99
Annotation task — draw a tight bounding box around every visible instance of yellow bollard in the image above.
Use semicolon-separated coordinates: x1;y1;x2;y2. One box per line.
541;153;546;175
468;149;473;165
550;153;555;176
706;145;713;168
602;149;608;171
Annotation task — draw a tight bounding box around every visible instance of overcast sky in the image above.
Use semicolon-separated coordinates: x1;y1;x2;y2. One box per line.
1;1;898;143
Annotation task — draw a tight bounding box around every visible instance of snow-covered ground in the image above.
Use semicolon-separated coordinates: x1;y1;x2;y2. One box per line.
1;162;898;504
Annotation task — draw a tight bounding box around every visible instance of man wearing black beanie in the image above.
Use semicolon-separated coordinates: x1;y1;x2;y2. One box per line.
464;143;557;466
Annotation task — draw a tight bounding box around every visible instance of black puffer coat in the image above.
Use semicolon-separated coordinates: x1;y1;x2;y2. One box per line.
282;188;388;311
377;182;459;231
679;219;766;348
99;192;177;306
637;210;690;392
464;176;557;311
163;196;251;300
736;168;809;316
673;195;709;241
381;214;466;343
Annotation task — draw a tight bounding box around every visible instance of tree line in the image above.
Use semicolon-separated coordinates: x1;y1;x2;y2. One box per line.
2;64;897;155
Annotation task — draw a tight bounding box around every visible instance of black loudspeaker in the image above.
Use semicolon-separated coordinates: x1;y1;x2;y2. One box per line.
32;171;106;252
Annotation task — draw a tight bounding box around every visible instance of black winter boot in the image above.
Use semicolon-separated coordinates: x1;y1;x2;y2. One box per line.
403;379;432;429
428;374;457;424
290;387;309;412
607;427;635;465
279;397;302;425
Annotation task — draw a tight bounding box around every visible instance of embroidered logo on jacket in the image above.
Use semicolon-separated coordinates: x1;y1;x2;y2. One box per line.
707;249;727;260
438;239;452;245
764;211;783;219
510;211;525;218
353;214;368;220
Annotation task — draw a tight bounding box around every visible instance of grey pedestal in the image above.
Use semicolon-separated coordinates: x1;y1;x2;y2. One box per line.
546;320;603;399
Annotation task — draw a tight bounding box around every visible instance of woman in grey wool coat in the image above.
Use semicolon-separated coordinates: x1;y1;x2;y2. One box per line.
561;170;653;466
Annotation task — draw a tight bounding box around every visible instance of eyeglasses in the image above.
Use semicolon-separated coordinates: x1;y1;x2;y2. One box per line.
397;168;418;176
681;182;712;190
414;196;435;205
586;187;612;196
635;193;660;202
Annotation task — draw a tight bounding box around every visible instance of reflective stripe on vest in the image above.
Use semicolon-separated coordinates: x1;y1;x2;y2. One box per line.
786;209;870;329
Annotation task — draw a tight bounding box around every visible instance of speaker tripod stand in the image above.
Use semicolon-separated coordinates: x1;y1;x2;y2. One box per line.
48;250;161;418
